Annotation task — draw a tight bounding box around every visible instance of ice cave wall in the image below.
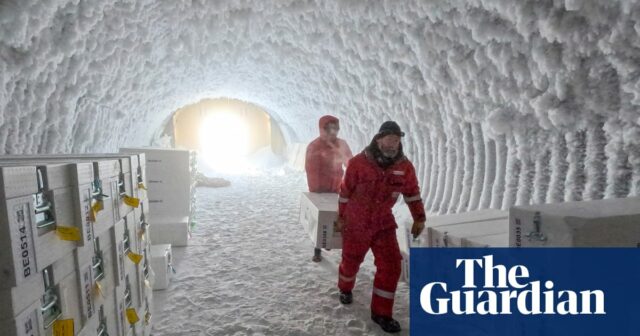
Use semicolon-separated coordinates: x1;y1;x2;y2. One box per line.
1;0;639;213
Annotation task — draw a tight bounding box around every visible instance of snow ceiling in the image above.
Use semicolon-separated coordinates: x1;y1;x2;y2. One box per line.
1;0;639;213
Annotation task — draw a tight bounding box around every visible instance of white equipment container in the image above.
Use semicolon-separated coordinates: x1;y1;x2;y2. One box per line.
510;196;640;247
150;244;173;290
427;218;508;247
120;148;192;221
299;192;341;249
149;217;190;247
0;251;82;335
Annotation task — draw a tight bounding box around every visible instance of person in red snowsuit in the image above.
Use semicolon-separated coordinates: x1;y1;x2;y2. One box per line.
305;115;353;261
335;121;426;333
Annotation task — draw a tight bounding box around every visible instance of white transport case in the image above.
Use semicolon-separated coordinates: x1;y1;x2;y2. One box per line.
299;192;341;250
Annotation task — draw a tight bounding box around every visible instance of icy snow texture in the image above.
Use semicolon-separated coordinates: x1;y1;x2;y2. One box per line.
1;0;640;212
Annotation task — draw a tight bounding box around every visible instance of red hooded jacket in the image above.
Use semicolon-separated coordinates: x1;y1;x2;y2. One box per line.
305;115;353;193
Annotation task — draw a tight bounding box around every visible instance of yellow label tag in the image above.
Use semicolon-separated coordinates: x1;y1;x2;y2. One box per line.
56;226;81;241
90;200;104;222
53;319;74;336
127;251;143;265
123;195;140;208
126;308;140;324
139;229;146;241
145;311;152;325
94;281;105;298
138;182;147;190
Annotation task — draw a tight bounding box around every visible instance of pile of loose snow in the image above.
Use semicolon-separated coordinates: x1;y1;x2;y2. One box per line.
152;171;410;335
1;0;639;210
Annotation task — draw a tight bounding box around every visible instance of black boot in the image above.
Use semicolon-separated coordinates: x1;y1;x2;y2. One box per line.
339;291;353;304
371;314;401;333
312;248;322;262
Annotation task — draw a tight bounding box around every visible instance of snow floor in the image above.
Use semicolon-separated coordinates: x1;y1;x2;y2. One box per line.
151;170;410;335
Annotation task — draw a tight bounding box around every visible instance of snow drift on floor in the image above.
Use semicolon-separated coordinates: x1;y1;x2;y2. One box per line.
151;172;410;335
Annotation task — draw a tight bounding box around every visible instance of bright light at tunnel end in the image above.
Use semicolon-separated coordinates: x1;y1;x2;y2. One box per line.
199;112;252;174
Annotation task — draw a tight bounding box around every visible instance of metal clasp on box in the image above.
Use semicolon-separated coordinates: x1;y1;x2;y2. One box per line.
97;305;109;336
123;225;131;254
118;172;126;197
93;237;105;282
92;178;110;200
142;249;149;280
525;211;547;242
124;275;133;307
34;168;56;230
41;266;62;329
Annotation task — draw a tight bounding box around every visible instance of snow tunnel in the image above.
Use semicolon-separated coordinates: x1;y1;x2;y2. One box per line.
1;1;639;335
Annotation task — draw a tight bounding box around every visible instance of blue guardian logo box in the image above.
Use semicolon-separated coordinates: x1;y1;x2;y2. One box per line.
410;248;640;336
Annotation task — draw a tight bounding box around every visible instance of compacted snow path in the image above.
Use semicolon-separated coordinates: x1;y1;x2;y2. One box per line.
151;171;410;335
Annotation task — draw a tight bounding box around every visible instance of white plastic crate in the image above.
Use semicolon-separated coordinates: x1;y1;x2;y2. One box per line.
133;200;150;251
77;296;118;336
0;251;75;321
299;192;341;249
111;217;131;288
0;300;43;336
0;166;40;288
150;244;172;290
510;196;640;247
428;208;508;227
463;232;509;247
0;251;81;335
114;282;136;336
427;218;509;247
149;217;190;247
75;227;116;325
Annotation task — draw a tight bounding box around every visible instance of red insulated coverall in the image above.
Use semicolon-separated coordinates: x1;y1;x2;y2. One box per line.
305;115;353;193
337;149;426;318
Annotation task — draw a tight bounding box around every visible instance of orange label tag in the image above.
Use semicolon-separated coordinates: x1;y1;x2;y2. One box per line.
56;226;81;241
52;319;74;336
126;308;140;324
123;195;140;208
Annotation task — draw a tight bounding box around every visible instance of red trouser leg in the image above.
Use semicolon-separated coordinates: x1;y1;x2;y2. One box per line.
338;224;370;292
370;228;402;318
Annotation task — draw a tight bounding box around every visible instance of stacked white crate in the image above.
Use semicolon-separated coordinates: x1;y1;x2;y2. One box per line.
424;209;509;248
510;196;640;247
149;244;173;290
120;148;196;247
0;155;154;336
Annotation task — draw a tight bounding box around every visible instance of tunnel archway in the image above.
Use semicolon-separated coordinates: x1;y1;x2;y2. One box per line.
171;98;287;174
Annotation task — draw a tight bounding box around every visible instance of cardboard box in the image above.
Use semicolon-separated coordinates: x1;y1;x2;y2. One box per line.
299;192;341;249
510;196;640;247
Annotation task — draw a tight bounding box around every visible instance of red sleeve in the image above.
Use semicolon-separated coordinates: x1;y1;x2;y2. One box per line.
402;161;426;222
338;157;357;218
305;143;321;192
